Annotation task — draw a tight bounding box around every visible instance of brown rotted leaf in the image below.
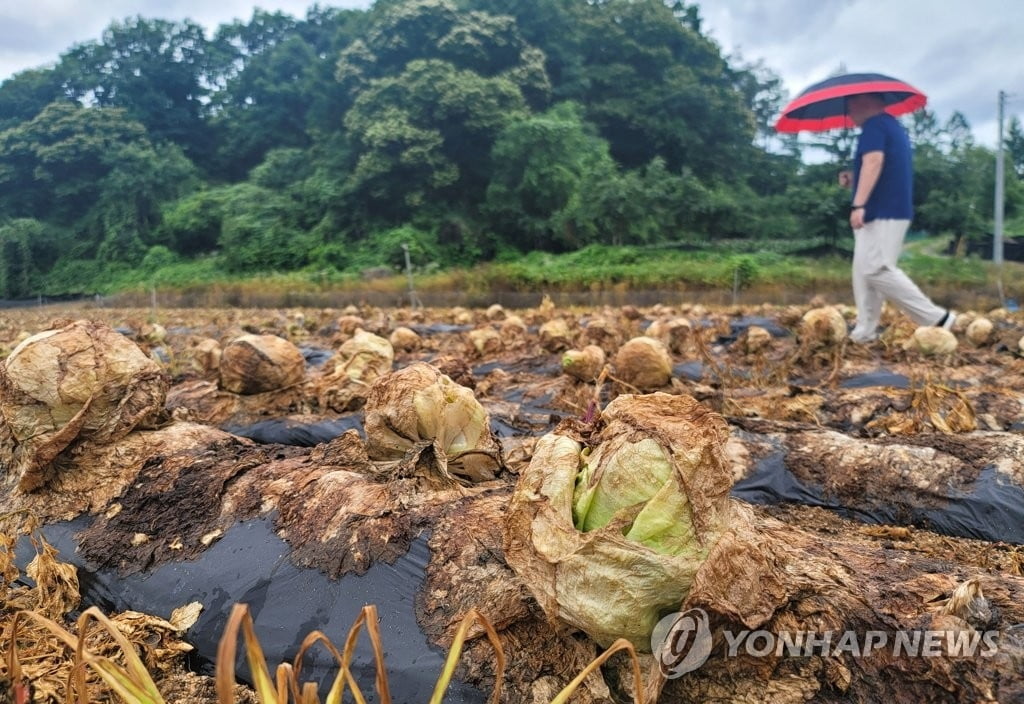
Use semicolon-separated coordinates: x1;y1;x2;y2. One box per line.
219;333;305;395
0;320;167;492
364;362;502;483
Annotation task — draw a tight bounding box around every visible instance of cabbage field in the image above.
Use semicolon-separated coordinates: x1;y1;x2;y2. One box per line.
1;299;1023;703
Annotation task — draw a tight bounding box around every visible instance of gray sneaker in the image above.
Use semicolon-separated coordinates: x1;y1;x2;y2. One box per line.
939;310;956;331
849;328;879;344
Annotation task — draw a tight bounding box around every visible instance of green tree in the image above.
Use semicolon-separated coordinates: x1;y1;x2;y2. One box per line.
905;108;942;148
0;67;70;131
461;0;756;178
910;110;1024;245
0;101;197;274
250;148;315;191
915;143;990;242
344;58;527;215
157;190;227;256
90;142;198;263
212;9;298;65
807;128;857;166
567;165;668;246
1006;115;1024;179
211;35;319;178
0;219;51;297
61;17;216;164
353;224;441;271
732;58;788;149
456;0;589;101
485;102;616;250
782;178;849;250
0;102;149;222
217;183;312;272
301;8;371;134
579;1;755;175
336;0;550;109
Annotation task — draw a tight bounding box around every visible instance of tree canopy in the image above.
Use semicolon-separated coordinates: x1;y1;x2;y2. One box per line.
0;0;1018;296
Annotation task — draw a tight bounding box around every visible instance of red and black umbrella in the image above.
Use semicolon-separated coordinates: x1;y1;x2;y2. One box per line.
775;72;927;133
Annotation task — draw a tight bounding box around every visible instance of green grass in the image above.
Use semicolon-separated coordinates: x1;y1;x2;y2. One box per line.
37;237;1024;305
472;246;848;290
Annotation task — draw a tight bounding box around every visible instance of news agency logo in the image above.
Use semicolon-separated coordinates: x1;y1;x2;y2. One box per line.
651;608;713;678
652;608;1000;679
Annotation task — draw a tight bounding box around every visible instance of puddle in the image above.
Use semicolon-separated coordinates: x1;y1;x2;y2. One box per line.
732;455;1024;544
17;518;485;702
472;361;505;376
491;391;564;436
299;345;335;369
840;370;911;389
673;362;705;382
490;417;523;438
731;452;827;508
227;417;365;445
409;324;473;336
920;465;1024;543
730;316;790;338
473;357;561;377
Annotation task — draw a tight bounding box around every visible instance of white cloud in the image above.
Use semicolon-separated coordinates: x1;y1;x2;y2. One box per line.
699;0;1024;148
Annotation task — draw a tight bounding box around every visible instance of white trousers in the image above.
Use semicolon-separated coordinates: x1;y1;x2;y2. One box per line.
852;219;944;334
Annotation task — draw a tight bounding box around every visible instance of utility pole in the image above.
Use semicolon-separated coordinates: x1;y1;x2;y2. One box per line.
994;90;1006;266
402;243;421;309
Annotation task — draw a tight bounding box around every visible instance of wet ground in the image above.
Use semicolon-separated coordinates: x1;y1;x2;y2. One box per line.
16;518;484;702
3;299;1024;701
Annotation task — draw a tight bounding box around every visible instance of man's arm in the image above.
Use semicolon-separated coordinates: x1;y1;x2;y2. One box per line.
850;151;883;229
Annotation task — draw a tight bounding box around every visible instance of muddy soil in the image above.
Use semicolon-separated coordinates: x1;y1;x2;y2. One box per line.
2;300;1023;702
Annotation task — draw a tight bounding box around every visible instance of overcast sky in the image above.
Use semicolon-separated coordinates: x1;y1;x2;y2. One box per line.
1;0;1020;148
699;0;1023;149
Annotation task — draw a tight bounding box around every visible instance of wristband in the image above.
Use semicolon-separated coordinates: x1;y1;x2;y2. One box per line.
850;205;865;211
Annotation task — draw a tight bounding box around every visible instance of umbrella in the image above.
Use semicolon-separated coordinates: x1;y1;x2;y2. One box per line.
775;72;927;133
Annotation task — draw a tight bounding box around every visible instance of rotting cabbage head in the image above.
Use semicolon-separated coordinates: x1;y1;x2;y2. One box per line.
739;325;773;354
0;320;167;491
499;315;527;342
219;334;305;394
504;393;732;649
185;338;222;376
364;362;501;483
334;329;394;382
539;319;572;352
904;326;958;356
468;327;503;356
581;316;621;353
318;329;395;411
645;317;692;355
336;315;365;337
966;317;994;347
612;336;673;390
561;345;605;382
799;306;847;347
389;326;421;352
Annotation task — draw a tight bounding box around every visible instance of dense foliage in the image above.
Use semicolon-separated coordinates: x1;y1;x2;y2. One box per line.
0;0;1021;296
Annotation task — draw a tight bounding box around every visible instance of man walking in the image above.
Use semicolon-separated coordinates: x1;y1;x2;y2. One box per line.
840;92;954;343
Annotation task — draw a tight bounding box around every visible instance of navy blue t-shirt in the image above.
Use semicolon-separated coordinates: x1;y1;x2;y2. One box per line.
853;113;913;222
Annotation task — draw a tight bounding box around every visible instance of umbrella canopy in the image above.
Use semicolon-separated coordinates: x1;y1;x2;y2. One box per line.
775;72;927;133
